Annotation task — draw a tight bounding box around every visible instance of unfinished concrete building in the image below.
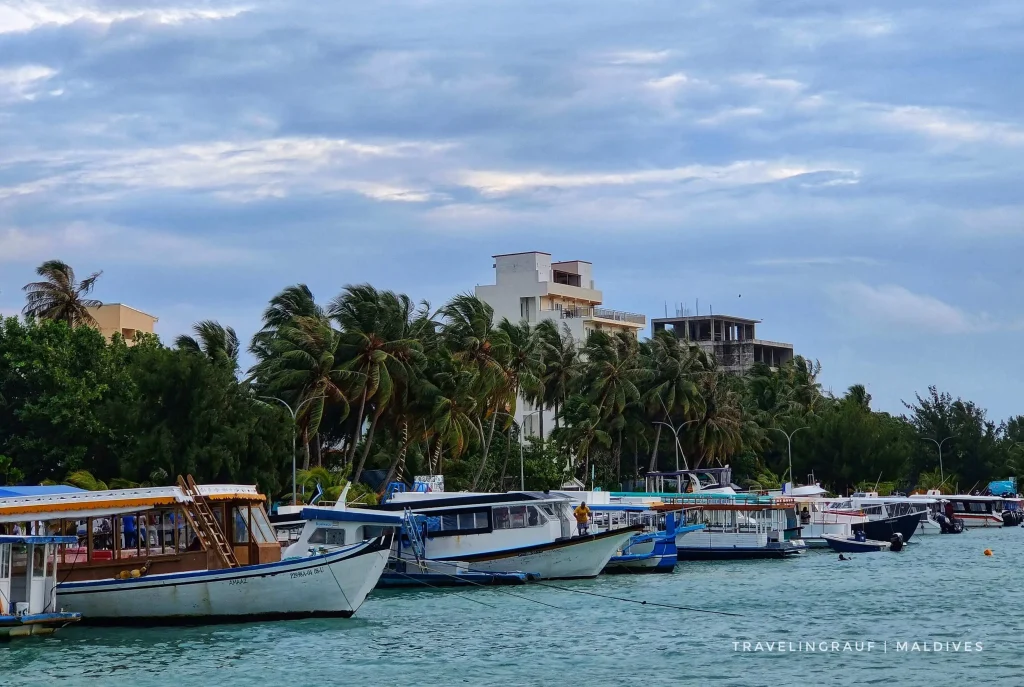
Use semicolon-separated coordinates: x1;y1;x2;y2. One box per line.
650;314;794;374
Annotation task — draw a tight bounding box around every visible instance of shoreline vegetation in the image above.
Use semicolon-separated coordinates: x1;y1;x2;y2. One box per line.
1;260;1022;502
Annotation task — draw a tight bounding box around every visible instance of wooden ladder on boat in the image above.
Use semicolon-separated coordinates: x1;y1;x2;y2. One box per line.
177;475;239;569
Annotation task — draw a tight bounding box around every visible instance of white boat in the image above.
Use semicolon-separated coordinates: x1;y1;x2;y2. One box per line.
792;498;869;548
0;477;398;623
910;492;1007;528
376;491;637;579
1;534;81;639
58;536;393;622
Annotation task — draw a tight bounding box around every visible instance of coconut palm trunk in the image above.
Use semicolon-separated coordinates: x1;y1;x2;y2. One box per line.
352;410;382;483
648;423;663;472
347;387;369;462
470;406;500;490
382;419;410;486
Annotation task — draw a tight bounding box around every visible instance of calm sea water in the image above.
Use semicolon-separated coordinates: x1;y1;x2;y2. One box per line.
3;527;1021;686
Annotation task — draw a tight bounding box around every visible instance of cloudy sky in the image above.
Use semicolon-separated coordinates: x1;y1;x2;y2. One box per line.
1;0;1022;420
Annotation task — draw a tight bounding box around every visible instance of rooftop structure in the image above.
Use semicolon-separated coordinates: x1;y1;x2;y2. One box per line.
86;304;158;344
475;251;646;441
651;314;793;374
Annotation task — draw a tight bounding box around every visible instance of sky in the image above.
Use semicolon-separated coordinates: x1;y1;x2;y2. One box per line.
1;0;1022;421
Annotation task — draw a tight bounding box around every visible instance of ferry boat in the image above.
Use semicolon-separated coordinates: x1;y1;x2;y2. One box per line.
0;476;397;623
827;494;924;542
791;498;870;548
1;535;81;639
654;494;806;560
374;491;638;580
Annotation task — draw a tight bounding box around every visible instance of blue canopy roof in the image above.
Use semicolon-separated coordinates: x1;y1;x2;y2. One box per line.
0;535;78;545
0;485;85;498
301;507;402;525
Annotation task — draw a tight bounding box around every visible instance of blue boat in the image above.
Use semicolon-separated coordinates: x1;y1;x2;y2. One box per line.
1;535;81;640
591;507;703;574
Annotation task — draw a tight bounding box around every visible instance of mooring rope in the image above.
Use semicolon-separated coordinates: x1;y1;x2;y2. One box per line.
389;556;565;610
526;580;745;617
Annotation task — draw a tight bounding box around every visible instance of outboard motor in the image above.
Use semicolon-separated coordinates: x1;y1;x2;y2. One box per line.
889;533;904;552
854;529;866;543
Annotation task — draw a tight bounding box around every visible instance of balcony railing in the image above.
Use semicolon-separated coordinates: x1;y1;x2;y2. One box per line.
547;306;645;325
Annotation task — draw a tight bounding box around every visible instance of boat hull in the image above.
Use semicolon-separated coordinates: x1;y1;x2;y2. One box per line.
57;534;392;624
437;528;637;579
822;535;889;553
604;533;677;574
674;529;805;560
863;512;921;543
0;612;80;639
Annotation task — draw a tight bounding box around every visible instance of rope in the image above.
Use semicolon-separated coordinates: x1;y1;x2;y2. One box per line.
325;550;355;611
527;580;744;617
385;568;498;609
388;556;564;610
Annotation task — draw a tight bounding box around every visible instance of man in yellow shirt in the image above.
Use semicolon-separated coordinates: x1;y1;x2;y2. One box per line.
573;500;592;536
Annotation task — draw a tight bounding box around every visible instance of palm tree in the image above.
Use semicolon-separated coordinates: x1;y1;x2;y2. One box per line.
249;284;324;362
175;320;240;369
427;367;481;474
690;372;745;468
440;294;511;490
536;320;580;432
254;315;360;469
644;331;704;471
554;395;611;485
331;284;422;482
22;260;103;326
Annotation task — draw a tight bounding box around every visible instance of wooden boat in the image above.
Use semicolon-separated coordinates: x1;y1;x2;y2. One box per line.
0;477;397;623
0;535;81;639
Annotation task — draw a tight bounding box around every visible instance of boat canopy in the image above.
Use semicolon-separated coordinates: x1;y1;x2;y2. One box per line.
301;507;402;525
0;484;266;523
0;535;78;545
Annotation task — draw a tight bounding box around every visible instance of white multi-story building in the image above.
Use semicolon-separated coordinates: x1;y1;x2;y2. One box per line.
475;251;646;439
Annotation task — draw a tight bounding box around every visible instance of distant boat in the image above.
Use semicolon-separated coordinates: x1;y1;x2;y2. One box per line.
585;505;700;574
910;492;1012;528
0;535;81;639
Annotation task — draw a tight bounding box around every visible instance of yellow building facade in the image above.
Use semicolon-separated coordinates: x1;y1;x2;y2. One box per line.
86;304;158;344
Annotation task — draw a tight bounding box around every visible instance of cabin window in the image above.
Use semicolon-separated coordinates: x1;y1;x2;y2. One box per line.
458;512;488;530
526;506;547;527
249;506;276;544
308;527;345;546
1;544;9;577
492;507;511;530
441;515;459;531
968;502;989;513
233;507;251;544
32;545;46;577
360;526;387;540
279;525;304;544
541;505;556;517
509;506;527;528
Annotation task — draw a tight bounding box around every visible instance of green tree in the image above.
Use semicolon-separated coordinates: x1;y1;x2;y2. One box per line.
22;260;103;326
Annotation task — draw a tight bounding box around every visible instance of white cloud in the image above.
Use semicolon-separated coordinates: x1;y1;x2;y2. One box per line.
830;282;984;334
457;161;839;195
0;65;57;102
730;73;805;93
697;106;764;126
874;105;1024;146
0;137;452;203
0;1;248;34
644;72;699;91
602;50;674;65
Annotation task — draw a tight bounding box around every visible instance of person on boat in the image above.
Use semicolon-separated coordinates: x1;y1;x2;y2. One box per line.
799;506;811;525
574;501;592;536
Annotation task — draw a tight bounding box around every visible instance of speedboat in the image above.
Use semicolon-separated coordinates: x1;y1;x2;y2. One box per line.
373;490;637;580
822;533;893;553
1;477;397;623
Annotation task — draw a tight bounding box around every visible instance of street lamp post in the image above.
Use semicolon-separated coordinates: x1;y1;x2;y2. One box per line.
771;427;808;492
923;436;953;483
520;409;543;490
652;420;698;472
260;395;324;505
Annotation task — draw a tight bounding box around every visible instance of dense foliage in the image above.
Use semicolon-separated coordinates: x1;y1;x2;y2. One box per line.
2;263;1022;499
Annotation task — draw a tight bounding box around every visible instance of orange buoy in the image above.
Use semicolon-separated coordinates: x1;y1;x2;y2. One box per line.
984;549;993;556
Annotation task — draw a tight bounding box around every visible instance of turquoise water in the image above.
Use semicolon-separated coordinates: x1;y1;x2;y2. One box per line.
3;528;1021;686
